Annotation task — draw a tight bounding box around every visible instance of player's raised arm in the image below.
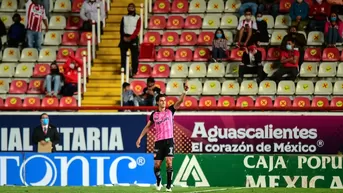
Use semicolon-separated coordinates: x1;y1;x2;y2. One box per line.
136;120;153;148
174;81;189;110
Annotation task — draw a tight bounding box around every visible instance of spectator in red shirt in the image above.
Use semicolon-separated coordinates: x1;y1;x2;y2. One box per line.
270;39;299;82
61;55;83;96
308;0;331;32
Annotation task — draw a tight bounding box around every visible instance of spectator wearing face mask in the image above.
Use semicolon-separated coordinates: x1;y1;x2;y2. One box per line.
238;44;266;84
80;0;105;35
324;12;343;47
270;39;299;82
289;0;309;31
239;0;258;16
44;62;62;97
7;13;26;48
308;0;331;32
119;3;141;76
258;0;279;18
211;28;227;62
236;8;257;47
255;12;269;43
281;26;306;67
61;55;83;97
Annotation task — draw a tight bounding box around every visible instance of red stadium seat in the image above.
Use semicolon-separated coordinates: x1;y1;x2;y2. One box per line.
139;43;156;62
180;31;197;46
134;64;152;78
161;32;179;46
175;48;192;62
293;97;311;108
75;48;88;59
5;97;22;108
23;96;41;108
184;15;202;29
143;32;161;46
27;79;44;94
60;96;77;107
279;0;292;13
166;16;184;29
148;16;166;29
57;48;75;62
42;97;59;108
197;31;214;46
9;80;27;94
79;32;97;46
66;16;83;30
218;96;235;107
171;0;188;13
155;81;166;93
33;64;50;77
304;48;321;61
255;96;273;107
267;47;282;61
322;47;340;62
181;96;198;107
151;64;170;78
274;96;292;107
156;48;175;62
257;47;267;61
62;32;79;46
153;0;171;13
311;97;329;108
330;97;343;108
199;96;216;107
193;47;210;62
72;0;83;12
166;96;178;106
229;48;244;61
130;80;147;95
236;96;254;108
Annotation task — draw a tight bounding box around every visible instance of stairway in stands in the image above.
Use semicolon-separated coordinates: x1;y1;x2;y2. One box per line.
81;0;143;112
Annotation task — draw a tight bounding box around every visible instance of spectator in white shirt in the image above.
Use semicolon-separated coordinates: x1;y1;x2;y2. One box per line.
236;8;257;47
80;0;106;35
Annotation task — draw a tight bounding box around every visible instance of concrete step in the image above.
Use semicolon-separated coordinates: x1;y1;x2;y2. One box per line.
86;87;121;92
88;75;121;80
88;79;123;84
94;58;121;64
87;82;122;88
91;71;120;76
98;47;121;53
96;51;121;55
99;40;120;47
96;55;121;60
84;91;121;97
92;66;121;71
108;8;141;15
104;27;120;32
106;15;123;22
110;1;144;7
93;62;121;67
101;34;120;40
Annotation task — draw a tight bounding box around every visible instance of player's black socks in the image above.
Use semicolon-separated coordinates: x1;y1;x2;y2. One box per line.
154;167;162;186
166;167;173;189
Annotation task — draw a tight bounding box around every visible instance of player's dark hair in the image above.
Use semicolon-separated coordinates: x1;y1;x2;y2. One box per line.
40;113;48;119
156;94;166;102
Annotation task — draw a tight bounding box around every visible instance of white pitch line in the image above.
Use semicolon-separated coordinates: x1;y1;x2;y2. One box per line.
189;188;228;193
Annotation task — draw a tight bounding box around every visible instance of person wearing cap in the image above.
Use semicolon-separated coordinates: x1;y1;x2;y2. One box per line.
119;3;141;76
80;0;105;35
238;44;266;84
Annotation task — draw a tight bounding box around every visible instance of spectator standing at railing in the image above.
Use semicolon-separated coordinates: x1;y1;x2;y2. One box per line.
308;0;331;32
119;3;141;76
7;13;26;48
44;62;63;97
61;55;83;96
80;0;105;35
25;0;48;51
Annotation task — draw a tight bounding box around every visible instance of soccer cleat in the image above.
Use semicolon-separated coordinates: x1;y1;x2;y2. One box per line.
166;188;172;192
156;184;163;191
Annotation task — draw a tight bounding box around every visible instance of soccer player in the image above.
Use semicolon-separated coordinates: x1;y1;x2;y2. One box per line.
136;83;188;192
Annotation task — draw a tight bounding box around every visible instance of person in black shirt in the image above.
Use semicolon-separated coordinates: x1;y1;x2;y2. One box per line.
44;62;63;96
255;12;269;43
141;77;161;106
7;14;25;48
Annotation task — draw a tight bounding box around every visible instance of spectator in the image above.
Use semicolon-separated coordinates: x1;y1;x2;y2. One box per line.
140;77;161;106
122;82;139;106
255;12;269;43
0;16;6;50
270;40;299;82
80;0;105;35
25;0;48;51
239;0;258;16
61;55;83;96
238;44;266;84
258;0;279;18
7;13;26;48
236;8;257;47
281;26;306;67
119;3;141;76
324;12;343;47
308;0;331;32
44;62;62;97
289;0;309;31
211;28;227;62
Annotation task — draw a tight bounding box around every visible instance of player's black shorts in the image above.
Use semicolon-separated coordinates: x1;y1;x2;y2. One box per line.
153;138;174;160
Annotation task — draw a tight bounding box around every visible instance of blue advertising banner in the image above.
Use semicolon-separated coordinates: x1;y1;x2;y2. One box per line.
0;115;146;152
0;153;155;186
